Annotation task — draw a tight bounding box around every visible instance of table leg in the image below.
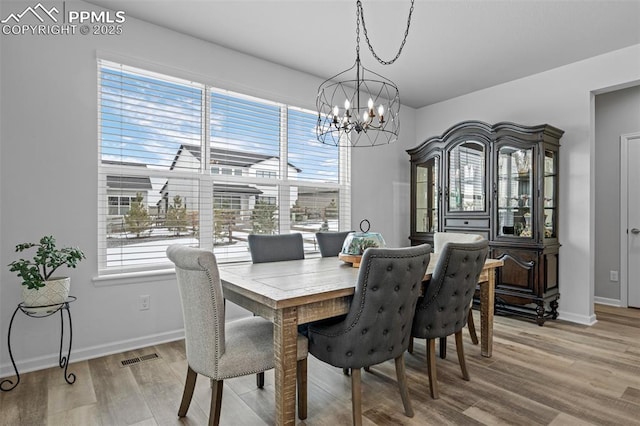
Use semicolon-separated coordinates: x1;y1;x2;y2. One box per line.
480;268;496;357
274;307;298;426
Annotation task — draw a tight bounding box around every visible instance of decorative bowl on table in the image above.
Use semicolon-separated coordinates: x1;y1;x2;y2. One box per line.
338;220;386;267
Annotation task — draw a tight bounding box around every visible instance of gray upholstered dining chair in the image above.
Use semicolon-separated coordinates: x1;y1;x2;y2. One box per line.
433;231;485;253
429;232;486;356
247;233;305;263
315;230;352;257
307;244;431;425
247;232;304;387
410;240;489;399
166;245;308;425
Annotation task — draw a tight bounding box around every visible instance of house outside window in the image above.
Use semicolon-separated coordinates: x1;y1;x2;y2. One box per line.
98;60;350;275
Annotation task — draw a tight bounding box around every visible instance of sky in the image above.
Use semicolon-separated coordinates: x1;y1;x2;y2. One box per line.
100;64;340;183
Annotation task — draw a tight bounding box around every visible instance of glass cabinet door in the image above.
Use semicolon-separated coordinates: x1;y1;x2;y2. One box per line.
448;141;485;212
416;157;438;232
543;150;557;238
497;146;533;238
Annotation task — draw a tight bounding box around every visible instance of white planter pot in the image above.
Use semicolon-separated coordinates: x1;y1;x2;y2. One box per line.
22;277;70;313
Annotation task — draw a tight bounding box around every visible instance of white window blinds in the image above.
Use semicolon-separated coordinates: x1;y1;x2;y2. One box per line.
98;60;351;274
98;61;205;274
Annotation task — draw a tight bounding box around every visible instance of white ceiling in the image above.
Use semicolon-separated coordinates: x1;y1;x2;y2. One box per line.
86;0;640;109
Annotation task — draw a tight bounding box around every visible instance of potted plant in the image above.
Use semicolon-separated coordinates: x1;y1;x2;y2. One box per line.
8;235;85;310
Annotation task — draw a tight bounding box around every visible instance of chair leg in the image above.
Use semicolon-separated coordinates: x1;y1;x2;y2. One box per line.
297;358;308;420
209;379;223;426
394;355;414;417
439;337;447;359
455;330;470;381
408;336;414;354
178;365;197;417
351;368;363;426
426;338;439;399
467;308;479;345
256;372;265;388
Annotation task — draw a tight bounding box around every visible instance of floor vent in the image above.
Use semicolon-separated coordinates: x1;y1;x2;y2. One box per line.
140;353;159;362
121;353;160;367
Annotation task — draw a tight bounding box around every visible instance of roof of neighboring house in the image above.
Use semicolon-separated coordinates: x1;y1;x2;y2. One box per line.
106;175;152;191
214;184;263;195
170;144;302;172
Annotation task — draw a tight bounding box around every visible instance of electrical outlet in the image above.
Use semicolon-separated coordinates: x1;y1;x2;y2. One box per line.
609;270;619;282
139;295;150;310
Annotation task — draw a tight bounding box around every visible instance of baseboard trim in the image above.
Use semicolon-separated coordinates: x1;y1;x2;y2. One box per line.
0;329;185;379
594;297;622;307
557;310;597;326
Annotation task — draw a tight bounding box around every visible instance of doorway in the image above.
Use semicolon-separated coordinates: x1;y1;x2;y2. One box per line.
620;132;640;308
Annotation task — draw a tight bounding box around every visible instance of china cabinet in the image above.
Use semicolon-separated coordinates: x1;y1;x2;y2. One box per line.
408;121;563;325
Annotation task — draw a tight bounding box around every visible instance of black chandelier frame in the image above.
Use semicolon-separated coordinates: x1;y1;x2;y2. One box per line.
315;0;414;148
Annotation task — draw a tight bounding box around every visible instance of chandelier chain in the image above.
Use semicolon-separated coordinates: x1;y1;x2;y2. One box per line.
356;4;361;58
357;0;415;66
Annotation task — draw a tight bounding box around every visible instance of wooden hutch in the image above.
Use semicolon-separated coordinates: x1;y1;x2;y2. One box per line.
407;121;563;325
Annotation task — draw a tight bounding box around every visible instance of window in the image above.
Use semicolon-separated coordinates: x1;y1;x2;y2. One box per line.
98;60;350;275
256;170;277;179
212;167;244;176
257;196;277;205
214;195;242;210
108;196;133;215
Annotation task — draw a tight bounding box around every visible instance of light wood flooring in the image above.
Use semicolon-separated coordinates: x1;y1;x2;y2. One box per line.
1;304;639;425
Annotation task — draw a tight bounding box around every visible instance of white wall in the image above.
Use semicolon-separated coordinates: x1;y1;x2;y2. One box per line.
594;86;640;303
351;104;416;247
0;0;418;376
415;44;640;325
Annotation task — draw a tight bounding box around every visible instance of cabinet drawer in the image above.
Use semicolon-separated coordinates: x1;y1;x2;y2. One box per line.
445;218;490;228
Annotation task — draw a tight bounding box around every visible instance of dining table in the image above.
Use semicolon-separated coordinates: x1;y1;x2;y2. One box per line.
219;253;503;426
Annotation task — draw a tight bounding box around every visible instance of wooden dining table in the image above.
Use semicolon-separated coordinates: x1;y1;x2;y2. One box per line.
219;254;503;426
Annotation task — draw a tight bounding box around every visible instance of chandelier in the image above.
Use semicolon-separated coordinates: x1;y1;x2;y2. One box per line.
316;0;415;147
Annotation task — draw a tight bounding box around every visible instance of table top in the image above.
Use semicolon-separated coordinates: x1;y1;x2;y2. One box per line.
219;255;503;311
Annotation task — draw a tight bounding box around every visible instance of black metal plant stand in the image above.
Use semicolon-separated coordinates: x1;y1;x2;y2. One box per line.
1;296;77;392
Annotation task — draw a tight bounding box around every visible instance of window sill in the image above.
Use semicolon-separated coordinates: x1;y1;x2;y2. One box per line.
93;253;322;287
92;268;176;287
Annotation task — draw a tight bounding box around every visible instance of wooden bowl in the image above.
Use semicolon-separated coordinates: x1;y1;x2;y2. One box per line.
338;253;362;268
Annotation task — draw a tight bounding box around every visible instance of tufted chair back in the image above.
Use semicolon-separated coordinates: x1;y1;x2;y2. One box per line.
412;240;488;339
307;244;430;423
433;231;485;254
308;244;430;368
315;231;352;257
248;233;305;263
